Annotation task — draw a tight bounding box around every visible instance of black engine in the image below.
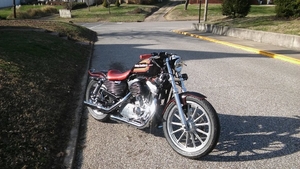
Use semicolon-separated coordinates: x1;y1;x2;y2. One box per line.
129;80;150;97
104;80;127;98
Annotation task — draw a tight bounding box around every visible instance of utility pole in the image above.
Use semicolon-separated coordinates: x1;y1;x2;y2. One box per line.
198;0;202;23
203;0;208;22
13;0;16;18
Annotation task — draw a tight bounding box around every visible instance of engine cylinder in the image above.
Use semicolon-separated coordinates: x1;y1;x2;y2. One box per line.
103;80;127;97
129;80;149;97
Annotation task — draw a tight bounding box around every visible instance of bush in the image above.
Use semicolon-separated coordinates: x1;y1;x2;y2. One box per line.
41;6;58;14
7;6;57;19
274;0;300;17
222;0;251;18
142;0;158;5
63;2;87;10
102;0;109;8
7;11;30;19
72;2;88;10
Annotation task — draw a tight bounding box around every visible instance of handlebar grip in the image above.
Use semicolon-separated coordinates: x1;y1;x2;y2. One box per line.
150;52;172;59
159;52;171;58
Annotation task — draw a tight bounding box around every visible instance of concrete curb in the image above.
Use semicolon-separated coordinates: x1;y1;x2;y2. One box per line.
193;23;300;50
63;42;94;168
172;30;300;65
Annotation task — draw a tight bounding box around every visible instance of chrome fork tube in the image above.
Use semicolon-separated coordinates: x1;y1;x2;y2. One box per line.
177;72;187;92
166;58;188;127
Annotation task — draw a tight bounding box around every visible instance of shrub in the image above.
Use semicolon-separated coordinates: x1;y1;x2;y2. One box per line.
274;0;300;17
102;0;109;8
142;0;158;5
27;8;44;17
63;2;88;10
72;2;88;10
41;6;58;14
7;11;30;19
7;6;57;19
222;0;251;18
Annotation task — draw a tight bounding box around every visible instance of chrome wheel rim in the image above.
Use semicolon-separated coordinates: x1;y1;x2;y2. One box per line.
88;83;107;116
167;101;211;152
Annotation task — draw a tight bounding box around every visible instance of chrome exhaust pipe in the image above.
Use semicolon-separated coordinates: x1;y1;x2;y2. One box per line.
110;115;146;128
84;92;132;113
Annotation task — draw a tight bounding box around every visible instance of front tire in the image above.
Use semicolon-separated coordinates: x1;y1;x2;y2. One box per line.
85;80;110;122
163;95;220;159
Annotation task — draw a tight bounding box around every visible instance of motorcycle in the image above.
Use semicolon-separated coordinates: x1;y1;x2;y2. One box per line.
84;52;220;159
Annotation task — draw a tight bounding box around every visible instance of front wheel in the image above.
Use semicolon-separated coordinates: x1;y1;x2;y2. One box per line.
163;95;220;159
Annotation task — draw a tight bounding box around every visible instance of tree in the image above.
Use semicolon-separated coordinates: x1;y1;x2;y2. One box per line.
184;0;189;11
275;0;300;17
204;0;208;21
115;0;121;7
13;0;16;18
222;0;251;18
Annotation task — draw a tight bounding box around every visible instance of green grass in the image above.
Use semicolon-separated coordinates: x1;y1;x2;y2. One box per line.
0;7;12;19
0;4;159;22
165;4;223;21
0;5;64;19
62;4;159;22
248;5;276;16
166;4;299;36
166;4;276;21
0;21;96;168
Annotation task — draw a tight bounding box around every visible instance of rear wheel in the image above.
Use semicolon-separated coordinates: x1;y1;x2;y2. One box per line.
85;80;109;121
163;95;220;159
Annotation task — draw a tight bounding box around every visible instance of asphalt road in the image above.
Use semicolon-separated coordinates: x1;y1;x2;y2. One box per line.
75;21;300;169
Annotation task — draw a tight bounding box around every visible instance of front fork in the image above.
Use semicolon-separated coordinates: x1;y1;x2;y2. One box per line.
165;58;188;128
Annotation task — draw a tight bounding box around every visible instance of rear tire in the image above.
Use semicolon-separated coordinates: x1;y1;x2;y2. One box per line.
85;80;110;122
163;95;220;159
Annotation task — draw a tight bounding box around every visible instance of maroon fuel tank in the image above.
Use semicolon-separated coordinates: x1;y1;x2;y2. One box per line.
131;54;160;76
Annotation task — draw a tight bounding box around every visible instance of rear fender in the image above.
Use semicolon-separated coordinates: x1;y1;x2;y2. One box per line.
88;69;107;80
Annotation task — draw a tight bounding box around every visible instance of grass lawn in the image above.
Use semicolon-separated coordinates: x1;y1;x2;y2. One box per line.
0;5;63;19
0;3;159;168
69;4;159;22
0;4;160;22
0;20;96;168
0;2;299;168
0;7;12;19
166;4;300;36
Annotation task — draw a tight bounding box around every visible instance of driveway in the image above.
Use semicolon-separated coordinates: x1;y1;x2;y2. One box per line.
74;21;300;169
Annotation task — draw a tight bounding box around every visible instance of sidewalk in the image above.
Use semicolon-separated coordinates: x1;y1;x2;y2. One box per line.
173;29;300;65
144;1;180;22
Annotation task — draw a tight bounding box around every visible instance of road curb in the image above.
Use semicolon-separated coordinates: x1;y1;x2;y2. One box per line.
193;23;300;50
63;41;94;168
172;30;300;65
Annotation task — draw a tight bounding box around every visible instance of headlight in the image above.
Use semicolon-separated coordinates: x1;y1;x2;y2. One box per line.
174;58;183;72
170;55;186;72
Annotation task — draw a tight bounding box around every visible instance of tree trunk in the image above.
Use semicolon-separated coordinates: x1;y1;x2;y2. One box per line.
203;0;208;21
184;0;189;10
13;0;16;18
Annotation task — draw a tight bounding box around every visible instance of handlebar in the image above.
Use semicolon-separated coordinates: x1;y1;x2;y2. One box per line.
151;52;173;59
